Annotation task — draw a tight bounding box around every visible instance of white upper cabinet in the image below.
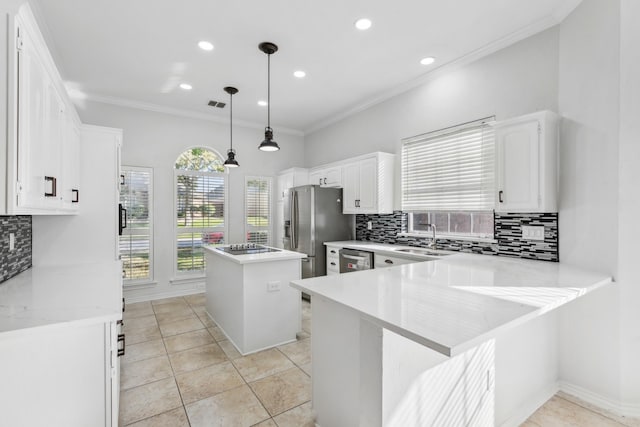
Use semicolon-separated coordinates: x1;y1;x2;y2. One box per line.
4;5;82;215
342;152;394;214
494;111;559;213
277;167;308;201
309;166;342;188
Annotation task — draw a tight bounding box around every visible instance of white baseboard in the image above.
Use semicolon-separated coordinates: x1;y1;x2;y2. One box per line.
123;287;204;304
499;382;560;427
560;381;640;418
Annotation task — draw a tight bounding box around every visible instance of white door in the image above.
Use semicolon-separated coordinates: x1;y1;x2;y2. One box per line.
496;120;540;212
357;158;377;213
342;163;359;213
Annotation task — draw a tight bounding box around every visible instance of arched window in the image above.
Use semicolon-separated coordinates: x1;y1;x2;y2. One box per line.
175;147;226;276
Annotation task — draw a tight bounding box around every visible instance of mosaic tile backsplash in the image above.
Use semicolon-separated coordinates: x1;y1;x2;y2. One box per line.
356;211;559;262
1;216;32;283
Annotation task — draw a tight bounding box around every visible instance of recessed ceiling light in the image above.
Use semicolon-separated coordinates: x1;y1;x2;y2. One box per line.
198;41;214;51
420;57;436;65
354;18;372;30
179;83;193;90
257;100;268;107
293;70;306;78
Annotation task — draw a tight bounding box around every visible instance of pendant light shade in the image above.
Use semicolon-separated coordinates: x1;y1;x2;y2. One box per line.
258;42;280;152
223;86;239;168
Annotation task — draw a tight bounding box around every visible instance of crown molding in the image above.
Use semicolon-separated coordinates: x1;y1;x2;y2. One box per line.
78;93;305;137
305;11;570;135
551;0;582;23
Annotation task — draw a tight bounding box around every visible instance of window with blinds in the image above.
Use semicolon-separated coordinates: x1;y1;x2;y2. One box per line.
401;118;495;211
245;177;271;245
175;147;227;276
119;167;153;283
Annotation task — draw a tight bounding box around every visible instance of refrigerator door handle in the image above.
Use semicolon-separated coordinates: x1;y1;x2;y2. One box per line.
292;190;299;249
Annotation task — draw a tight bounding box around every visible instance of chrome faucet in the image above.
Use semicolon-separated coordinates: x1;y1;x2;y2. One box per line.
426;223;437;249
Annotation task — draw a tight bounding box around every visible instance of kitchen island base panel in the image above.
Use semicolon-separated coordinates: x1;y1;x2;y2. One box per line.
312;296;495;427
205;251;302;355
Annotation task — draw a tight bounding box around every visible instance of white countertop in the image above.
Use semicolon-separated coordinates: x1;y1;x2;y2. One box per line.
0;261;123;339
204;245;307;264
291;252;612;356
324;240;452;261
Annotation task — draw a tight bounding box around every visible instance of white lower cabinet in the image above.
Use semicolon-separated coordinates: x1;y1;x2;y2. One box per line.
0;320;122;427
374;253;414;269
326;245;341;275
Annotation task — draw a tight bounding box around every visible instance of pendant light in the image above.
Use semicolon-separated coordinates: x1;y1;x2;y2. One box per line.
258;42;280;152
223;86;239;168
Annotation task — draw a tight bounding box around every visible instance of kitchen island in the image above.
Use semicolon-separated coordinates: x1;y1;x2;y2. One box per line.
204;244;307;355
291;253;612;426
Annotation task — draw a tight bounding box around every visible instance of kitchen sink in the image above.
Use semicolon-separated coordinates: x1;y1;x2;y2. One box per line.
393;247;452;256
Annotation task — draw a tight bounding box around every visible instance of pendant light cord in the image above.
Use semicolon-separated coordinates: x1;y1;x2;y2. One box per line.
267;53;271;129
230;92;233;150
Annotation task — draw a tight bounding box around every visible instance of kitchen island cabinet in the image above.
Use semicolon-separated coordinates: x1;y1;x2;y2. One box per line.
291;253;612;426
0;261;123;427
204;245;306;355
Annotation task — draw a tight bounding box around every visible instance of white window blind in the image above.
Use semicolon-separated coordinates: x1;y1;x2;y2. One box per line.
119;166;153;283
401;118;495;211
245;177;271;245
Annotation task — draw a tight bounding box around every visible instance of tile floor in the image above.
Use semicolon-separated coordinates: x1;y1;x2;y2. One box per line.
119;294;314;427
121;293;638;427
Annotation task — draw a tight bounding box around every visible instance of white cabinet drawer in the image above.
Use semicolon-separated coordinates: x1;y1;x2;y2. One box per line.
374;253;415;269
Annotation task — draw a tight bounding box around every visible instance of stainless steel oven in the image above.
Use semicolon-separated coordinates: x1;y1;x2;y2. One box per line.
339;248;374;273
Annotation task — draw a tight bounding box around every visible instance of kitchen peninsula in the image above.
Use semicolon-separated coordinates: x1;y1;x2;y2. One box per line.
291;253;612;426
204;244;306;355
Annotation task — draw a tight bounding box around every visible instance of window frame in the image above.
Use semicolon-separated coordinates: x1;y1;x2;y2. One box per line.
244;176;272;245
405;211;495;241
120;165;154;286
173;148;228;280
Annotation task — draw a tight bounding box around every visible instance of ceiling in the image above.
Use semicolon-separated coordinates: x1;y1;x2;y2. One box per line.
33;0;580;134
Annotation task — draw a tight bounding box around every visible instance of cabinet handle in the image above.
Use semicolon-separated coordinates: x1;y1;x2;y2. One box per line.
385;259;394;264
330;262;336;266
122;297;125;313
116;320;125;357
44;176;57;197
498;190;504;203
319;178;322;185
330;250;336;254
120;174;125;186
323;178;327;185
72;189;79;203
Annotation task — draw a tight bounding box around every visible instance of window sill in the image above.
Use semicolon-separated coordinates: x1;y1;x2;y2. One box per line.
170;275;206;286
397;232;497;244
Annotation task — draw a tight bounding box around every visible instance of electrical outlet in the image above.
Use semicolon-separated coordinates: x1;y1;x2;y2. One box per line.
9;233;15;251
367;221;373;230
522;225;545;241
267;281;281;292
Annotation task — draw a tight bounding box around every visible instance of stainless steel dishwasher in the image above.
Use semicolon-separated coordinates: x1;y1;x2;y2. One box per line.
339;248;374;273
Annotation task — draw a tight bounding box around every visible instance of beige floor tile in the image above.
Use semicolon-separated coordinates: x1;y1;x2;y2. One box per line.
557;392;640;427
164;329;215;354
155;307;196;325
278;338;311;366
124;302;154;319
198;312;217;328
159;316;205;337
185;385;270;427
299;363;312;377
175;361;245;404
253;419;278;427
296;330;310;340
218;340;243;360
122;338;166;364
126;325;162;345
124;314;158;331
169;343;228;374
153;300;191;314
191;305;207;317
151;296;187;306
208;326;226;341
301;318;311;334
126;407;190;427
273;401;315;427
250;367;311;416
526;396;626;427
121;354;174;390
185;293;206;306
119;378;182;425
232;348;295;382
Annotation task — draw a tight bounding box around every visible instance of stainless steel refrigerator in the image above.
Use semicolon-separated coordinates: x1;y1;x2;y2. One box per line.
284;185;354;278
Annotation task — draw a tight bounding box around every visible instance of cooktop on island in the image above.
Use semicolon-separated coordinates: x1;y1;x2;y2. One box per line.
215;243;281;255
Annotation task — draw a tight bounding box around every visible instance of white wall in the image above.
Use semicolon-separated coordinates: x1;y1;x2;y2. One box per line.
557;0;623;406
77;101;305;301
618;0;640;408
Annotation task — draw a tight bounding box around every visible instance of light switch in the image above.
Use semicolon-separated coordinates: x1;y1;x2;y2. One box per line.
522;225;545;241
367;221;373;230
9;233;15;251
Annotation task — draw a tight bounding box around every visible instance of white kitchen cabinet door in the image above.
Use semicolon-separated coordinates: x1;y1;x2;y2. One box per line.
495;111;558;213
326;244;341;274
321;166;342;187
342;163;359;213
61;116;81;211
357;157;377;212
277;173;293;201
373;253;414;268
342;153;394;214
41;82;65;210
309;170;323;186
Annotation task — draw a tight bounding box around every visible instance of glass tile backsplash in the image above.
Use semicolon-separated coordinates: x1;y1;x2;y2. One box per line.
0;216;32;283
